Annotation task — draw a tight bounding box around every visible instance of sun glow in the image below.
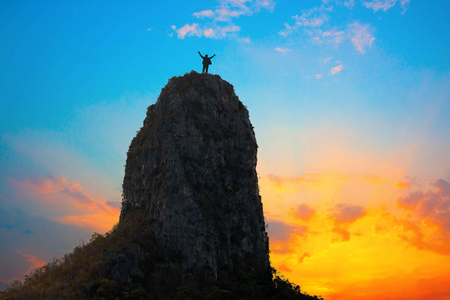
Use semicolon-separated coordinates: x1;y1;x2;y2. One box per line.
261;172;450;299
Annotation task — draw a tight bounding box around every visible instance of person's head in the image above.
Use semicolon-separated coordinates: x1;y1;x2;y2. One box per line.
205;54;208;57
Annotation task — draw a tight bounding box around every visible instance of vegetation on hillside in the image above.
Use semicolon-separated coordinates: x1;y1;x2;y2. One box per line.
1;209;323;300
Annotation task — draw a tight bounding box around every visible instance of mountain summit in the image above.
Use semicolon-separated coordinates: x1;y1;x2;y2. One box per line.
1;72;323;300
121;71;270;281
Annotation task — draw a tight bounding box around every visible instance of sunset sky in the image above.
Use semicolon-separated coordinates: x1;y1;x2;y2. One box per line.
1;0;449;298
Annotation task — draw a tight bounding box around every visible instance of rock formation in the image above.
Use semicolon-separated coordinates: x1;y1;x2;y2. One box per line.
0;71;324;300
120;71;270;281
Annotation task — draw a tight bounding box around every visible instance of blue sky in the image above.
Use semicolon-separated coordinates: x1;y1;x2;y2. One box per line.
1;0;449;297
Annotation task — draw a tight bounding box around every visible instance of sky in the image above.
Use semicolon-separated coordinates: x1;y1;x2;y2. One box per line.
0;0;449;298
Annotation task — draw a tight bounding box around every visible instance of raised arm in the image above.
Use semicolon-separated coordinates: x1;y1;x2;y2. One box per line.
198;51;204;58
210;54;216;59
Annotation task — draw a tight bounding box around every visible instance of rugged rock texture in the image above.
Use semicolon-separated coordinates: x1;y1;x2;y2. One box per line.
121;71;270;280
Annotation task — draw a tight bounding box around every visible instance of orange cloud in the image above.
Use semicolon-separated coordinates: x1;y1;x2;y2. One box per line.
265;174;312;187
330;64;343;75
267;220;308;254
278;264;293;273
18;176;102;210
298;252;311;263
267;220;308;243
16;251;46;270
395;181;411;189
261;173;450;299
396;179;450;255
16;176;120;233
332;203;366;224
57;211;119;233
292;204;316;220
331;226;351;242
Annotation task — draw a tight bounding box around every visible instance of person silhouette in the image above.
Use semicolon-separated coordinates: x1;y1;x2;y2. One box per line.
198;51;216;73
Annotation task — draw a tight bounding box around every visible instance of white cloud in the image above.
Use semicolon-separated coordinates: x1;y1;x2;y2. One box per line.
146;28;152;32
279;6;330;37
362;0;410;13
215;6;251;21
400;0;410;14
256;0;276;11
279;23;294;37
193;10;214;18
204;28;215;38
362;0;397;12
175;23;201;39
349;21;375;54
294;13;328;27
280;7;377;56
174;0;275;40
275;47;290;53
314;74;323;79
172;23;240;40
322;29;345;45
216;25;241;38
330;64;343;74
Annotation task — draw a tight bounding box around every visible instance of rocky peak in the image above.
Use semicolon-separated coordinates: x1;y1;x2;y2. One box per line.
0;71;323;300
121;71;270;280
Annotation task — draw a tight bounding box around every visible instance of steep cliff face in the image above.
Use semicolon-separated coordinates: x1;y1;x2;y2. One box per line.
121;71;269;280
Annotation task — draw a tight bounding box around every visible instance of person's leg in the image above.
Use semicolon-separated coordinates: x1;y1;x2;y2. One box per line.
202;65;206;73
205;65;209;73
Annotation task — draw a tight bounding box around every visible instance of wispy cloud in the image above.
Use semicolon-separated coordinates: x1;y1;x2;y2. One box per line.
19;176;104;211
16;176;120;232
362;0;411;13
279;6;330;37
237;37;251;43
193;9;214;18
172;22;241;40
57;212;119;233
279;6;376;55
349;21;375;54
321;56;333;64
362;0;397;12
16;251;46;270
400;0;411;14
320;29;345;45
274;47;290;53
314;74;323;79
173;0;275;39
